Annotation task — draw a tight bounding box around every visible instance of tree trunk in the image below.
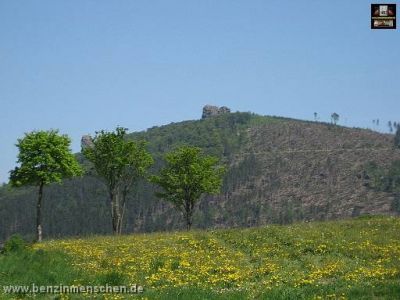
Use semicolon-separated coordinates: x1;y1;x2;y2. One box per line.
118;192;127;235
116;192;122;235
186;218;192;231
110;190;117;235
111;191;122;235
36;182;44;242
184;199;192;231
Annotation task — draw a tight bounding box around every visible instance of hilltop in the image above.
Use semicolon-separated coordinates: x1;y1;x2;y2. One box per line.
1;217;399;299
0;110;400;240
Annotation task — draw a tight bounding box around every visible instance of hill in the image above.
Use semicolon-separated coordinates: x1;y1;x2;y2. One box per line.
1;110;400;240
1;217;399;299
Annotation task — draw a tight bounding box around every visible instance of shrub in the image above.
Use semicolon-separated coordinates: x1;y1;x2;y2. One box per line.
2;234;27;254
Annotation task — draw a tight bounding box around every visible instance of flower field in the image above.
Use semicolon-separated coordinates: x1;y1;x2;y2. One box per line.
1;216;399;299
28;216;400;299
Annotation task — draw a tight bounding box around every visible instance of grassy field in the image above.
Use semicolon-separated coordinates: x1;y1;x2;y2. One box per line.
0;216;399;299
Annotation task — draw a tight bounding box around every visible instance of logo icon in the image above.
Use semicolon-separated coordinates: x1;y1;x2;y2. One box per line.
371;4;396;29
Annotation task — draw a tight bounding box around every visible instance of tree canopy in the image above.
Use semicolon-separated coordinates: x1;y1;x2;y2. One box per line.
151;146;225;230
10;130;82;187
82;126;153;234
331;113;339;125
9;130;82;241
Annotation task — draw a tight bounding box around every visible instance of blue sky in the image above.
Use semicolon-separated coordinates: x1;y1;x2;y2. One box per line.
0;1;399;183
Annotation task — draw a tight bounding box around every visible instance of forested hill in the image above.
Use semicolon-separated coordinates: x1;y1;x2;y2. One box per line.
1;112;400;241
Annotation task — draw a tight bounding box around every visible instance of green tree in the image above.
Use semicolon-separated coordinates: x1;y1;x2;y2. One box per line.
395;125;400;149
9;130;82;242
331;113;339;125
82;127;153;234
388;121;393;133
151;146;225;230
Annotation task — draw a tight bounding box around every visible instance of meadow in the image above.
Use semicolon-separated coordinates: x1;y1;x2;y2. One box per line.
1;216;399;299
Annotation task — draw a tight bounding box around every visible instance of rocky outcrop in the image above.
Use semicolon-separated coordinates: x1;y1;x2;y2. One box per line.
81;135;94;149
202;105;231;119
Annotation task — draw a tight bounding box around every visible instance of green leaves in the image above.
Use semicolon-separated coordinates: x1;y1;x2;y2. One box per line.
9;130;83;187
82;126;154;234
365;160;400;193
151;146;225;228
82;126;154;190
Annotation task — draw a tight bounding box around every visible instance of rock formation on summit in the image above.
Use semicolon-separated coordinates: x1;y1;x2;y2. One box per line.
202;105;231;119
81;135;94;149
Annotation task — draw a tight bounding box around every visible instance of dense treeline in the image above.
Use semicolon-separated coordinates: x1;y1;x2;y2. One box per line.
1;112;400;242
0;113;264;241
364;160;400;213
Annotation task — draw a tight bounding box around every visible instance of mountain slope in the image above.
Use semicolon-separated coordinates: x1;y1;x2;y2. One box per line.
1;112;399;240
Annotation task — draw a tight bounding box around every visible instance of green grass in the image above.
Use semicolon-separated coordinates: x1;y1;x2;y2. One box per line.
1;216;399;299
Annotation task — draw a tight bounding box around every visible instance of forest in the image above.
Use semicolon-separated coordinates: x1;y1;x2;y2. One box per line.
1;112;400;243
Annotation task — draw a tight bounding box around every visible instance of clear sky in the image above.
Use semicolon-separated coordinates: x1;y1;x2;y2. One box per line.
0;1;399;183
